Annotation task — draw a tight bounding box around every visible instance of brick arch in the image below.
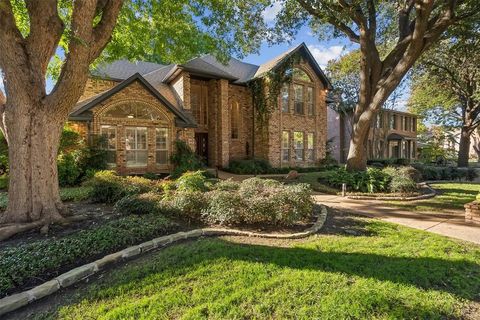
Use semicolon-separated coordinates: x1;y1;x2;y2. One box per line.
292;64;321;87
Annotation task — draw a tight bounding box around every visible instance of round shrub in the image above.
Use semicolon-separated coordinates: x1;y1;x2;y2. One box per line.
272;183;314;225
201;190;243;225
398;166;422;183
238;177;281;198
390;175;417;193
114;192;164;215
164;191;207;221
87;170;126;203
176;171;208;192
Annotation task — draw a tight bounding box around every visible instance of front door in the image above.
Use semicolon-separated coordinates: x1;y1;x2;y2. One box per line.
195;133;208;164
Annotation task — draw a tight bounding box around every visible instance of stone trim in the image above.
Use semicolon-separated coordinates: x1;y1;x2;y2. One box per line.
346;183;436;201
0;205;327;317
464;201;480;223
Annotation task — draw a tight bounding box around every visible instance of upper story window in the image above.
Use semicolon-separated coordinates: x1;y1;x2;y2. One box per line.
293;68;313;83
231;101;240;139
294;84;304;114
389;114;397;130
103;103;163;120
306;87;314;116
191;83;208;126
281;84;289;113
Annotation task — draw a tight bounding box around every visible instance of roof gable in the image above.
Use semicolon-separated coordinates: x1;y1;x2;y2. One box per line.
70;73;195;127
253;43;332;89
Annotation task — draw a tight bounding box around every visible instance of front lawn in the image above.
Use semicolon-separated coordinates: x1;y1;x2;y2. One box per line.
386;183;480;213
25;212;480;319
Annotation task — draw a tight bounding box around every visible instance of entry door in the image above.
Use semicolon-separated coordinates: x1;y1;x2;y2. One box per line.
195;133;208;164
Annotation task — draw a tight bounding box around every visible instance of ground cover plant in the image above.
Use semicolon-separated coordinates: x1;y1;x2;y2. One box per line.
386;183;480;213
0;214;178;297
225;158;338;175
22;212;480;320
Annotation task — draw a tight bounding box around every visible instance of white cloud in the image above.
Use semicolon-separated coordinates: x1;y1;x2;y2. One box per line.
262;1;282;23
307;45;346;68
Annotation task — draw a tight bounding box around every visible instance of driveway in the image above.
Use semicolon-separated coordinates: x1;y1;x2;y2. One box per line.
314;194;480;245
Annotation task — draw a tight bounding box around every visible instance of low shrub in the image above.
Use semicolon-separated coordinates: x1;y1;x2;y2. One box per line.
164;191;207;221
390;175;417;193
398;166;422;183
57;152;82;187
212;178;240;191
176;171;208;192
227;158;272;175
114;192;165;215
413;164;478;181
59;186;92;202
201;190;243;225
0;214;178;297
87;171;160;204
170;140;204;178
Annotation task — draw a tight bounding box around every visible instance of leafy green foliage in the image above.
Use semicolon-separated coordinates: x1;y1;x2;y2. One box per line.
114;192;165;216
320;166;419;194
175;170;209;192
226;158;272;174
412;164;478;182
170;140;205;178
87;171;160;204
0;214;177;297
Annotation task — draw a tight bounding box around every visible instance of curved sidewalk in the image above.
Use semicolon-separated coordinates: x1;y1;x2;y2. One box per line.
314;194;480;245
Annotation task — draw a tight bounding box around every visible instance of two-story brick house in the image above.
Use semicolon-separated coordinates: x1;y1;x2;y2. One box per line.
327;107;418;163
69;43;332;174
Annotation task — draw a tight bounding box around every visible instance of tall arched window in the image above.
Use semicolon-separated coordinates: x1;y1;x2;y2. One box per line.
231;101;240;139
293;68;313;82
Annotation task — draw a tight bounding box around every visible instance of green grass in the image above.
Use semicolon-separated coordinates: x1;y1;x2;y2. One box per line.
386;183;480;213
0;186;92;210
34;217;480;319
297;172;339;194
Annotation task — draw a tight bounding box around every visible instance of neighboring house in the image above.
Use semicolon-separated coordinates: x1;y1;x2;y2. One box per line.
328;108;418;163
420;126;480;161
68;43;332;175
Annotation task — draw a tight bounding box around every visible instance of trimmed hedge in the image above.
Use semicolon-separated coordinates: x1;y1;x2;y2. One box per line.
412;164;478;181
0;214;178;297
225;158;338;175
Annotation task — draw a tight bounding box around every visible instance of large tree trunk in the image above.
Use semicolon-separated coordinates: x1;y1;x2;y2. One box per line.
457;126;472;168
1;101;65;224
346;108;373;171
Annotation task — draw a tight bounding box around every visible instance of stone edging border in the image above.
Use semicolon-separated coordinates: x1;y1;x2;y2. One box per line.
0;205;328;317
346;182;436;201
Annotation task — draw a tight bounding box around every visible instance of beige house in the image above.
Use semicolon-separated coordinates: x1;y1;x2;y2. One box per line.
69;43;332;174
328;108;418;163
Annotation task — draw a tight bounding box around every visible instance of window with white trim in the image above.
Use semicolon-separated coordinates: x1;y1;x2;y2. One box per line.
294;84;304;114
307;133;314;161
156;128;169;165
294;131;304;160
307;87;314;116
100;125;116;166
125;127;147;167
281;84;289;113
281;131;290;162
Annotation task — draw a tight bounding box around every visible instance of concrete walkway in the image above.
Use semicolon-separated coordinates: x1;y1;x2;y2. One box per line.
314;194;480;245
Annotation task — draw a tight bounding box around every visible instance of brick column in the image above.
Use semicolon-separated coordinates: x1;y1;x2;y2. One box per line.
217;79;230;167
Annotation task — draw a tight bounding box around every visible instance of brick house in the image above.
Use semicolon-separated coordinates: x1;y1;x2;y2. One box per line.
69;43;332;174
327;107;418;163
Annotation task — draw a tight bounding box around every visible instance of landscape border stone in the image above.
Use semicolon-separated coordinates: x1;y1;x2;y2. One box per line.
0;205;327;317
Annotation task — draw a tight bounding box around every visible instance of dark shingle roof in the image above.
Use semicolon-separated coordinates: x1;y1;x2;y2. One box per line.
92;60;166;80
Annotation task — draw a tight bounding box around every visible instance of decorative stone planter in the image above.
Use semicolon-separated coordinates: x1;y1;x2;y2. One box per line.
464;201;480;223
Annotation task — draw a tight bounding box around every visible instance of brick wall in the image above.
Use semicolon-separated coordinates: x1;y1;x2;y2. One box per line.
259;60;327;168
79;78;117;101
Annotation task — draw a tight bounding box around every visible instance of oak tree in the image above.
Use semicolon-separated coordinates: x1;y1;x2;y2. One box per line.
275;0;480;170
0;0;268;233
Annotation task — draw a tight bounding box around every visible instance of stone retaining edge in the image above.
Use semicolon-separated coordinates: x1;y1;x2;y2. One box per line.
346;182;436;201
0;205;328;316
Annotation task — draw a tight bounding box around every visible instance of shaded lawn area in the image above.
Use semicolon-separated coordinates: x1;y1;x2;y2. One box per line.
385;183;480;213
26;213;480;320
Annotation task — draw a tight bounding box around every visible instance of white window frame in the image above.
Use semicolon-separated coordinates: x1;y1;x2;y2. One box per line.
294;131;304;161
125;127;148;167
156;127;169;165
100;125;117;167
281;131;290;162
